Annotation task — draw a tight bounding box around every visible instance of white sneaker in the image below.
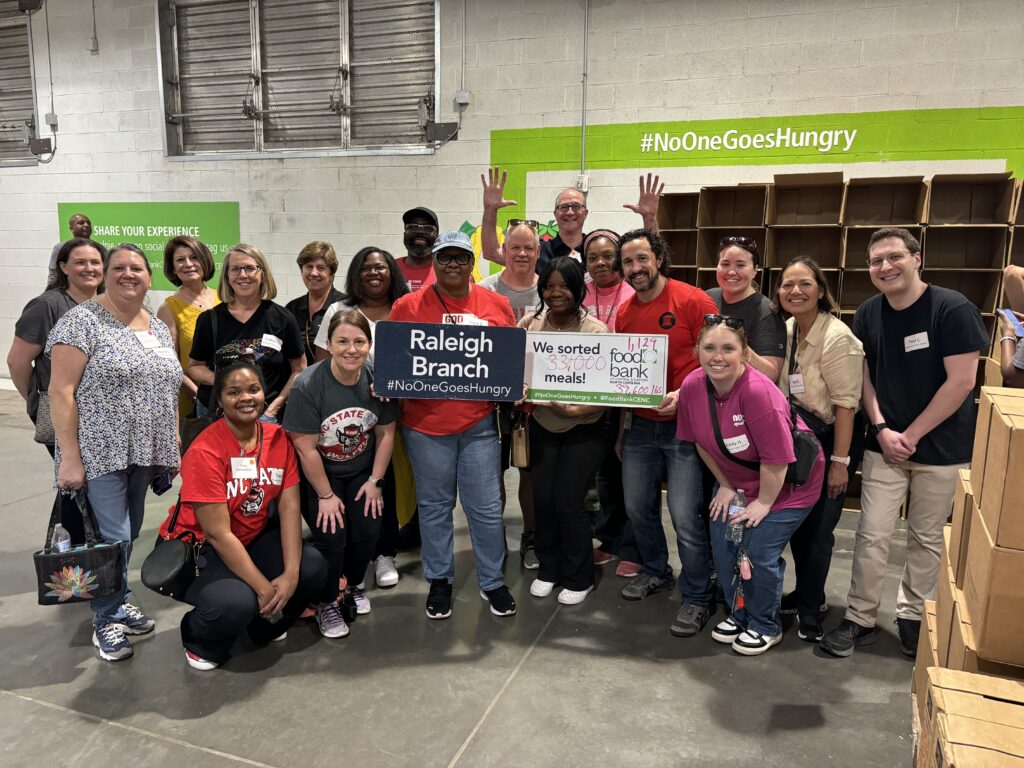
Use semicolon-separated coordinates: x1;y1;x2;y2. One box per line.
530;579;556;598
374;556;399;588
711;617;744;644
732;629;783;656
184;648;218;671
351;586;371;615
557;586;593;605
316;602;350;638
271;631;287;643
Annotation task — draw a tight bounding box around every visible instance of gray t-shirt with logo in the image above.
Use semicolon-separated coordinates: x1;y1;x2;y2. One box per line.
480;272;538;323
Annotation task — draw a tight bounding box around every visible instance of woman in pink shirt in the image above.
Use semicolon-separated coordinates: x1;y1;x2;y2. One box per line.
582;230;634;332
677;317;824;655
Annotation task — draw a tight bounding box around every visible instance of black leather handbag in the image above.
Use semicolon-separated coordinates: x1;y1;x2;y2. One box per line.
141;497;202;600
34;492;126;606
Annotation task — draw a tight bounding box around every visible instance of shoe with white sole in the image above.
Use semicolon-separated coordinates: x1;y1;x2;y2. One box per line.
317;601;350;638
530;579;556;598
119;601;155;636
92;622;132;662
557;586;593;605
350;585;371;615
732;629;783;656
374;556;399;588
184;648;218;671
711;616;744;644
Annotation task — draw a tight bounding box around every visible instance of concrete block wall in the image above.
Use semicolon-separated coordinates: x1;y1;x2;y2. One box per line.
1;0;1023;376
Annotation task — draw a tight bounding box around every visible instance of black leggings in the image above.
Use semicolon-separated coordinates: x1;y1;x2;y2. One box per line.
530;418;605;591
301;469;382;603
180;527;327;665
373;463;399;558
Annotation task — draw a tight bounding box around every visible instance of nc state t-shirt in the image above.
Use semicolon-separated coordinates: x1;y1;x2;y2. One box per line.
616;278;717;422
158;420;299;547
282;360;399;478
389;285;515;435
676;366;824;511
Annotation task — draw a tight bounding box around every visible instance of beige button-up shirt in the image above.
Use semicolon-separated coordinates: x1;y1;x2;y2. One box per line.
778;312;864;425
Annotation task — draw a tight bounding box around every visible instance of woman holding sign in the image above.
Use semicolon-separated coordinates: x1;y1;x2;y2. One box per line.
47;244;182;662
676;317;824;655
189;245;304;424
521;257;610;605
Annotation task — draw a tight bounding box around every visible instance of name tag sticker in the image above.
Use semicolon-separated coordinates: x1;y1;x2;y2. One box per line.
261;333;283;351
154;347;177;360
268;468;284;485
904;332;930;353
724;434;750;454
134;330;161;349
788;373;806;394
230;457;258;479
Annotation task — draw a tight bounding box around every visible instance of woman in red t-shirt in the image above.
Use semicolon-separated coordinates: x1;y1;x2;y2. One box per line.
157;360;327;670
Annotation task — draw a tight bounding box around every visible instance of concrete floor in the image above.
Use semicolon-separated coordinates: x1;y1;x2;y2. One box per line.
0;390;914;768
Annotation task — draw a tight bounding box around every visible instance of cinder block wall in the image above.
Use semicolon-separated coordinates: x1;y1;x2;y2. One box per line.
1;0;1023;375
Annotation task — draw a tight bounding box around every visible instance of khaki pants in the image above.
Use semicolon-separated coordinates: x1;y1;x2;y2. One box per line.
845;450;965;627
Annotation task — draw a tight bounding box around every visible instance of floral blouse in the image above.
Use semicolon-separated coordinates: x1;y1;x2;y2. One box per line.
46;301;183;482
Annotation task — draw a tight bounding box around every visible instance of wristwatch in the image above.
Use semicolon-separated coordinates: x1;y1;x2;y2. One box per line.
368;476;384;488
868;422;888;437
830;455;851;466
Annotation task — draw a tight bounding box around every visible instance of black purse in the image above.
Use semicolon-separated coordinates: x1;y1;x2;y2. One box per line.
34;492;126;606
141;497;202;600
705;342;821;487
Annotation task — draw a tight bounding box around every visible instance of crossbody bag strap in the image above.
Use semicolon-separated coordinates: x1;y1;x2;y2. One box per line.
787;327;800;431
705;377;758;472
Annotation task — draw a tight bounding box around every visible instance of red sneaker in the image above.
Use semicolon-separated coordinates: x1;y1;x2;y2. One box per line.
615;560;642;578
593;548;614;566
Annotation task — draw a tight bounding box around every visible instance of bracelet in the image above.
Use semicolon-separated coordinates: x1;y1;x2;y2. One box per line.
317;491;333;500
999;335;1017;345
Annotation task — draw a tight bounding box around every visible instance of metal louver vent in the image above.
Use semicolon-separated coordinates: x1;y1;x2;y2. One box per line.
0;15;34;161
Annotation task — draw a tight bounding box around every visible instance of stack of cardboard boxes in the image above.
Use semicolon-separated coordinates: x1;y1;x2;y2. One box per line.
912;386;1024;766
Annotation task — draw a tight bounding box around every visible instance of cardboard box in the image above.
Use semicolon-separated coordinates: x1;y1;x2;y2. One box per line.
766;172;844;225
838;270;876;311
765;226;842;268
937;535;956;668
843;225;923;268
963;505;1024;667
927;173;1015;225
656;192;699;230
948;594;1024;678
696;185;767;228
662;229;699;267
984;357;1003;389
920;668;1024;768
1014;180;1023;226
971;388;1024;509
977;400;1024;551
1011;227;1024;268
950;470;975;589
929;714;1024;767
922;270;1001;314
841;175;927;225
923;226;1008;270
914;600;939;697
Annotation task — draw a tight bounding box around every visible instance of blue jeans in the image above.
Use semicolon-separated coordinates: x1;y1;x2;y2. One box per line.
711;505;811;636
403;415;506;591
85;465;158;627
621;415;712;604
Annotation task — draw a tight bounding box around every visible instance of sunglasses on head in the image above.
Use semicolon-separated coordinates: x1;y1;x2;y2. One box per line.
719;235;759;254
703;314;745;330
507;219;539;231
435;250;473;266
215;350;257;370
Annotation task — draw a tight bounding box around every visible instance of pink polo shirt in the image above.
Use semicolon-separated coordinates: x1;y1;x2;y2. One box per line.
676;365;824;511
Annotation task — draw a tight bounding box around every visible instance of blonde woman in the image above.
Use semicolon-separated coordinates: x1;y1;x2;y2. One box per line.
188;244;305;423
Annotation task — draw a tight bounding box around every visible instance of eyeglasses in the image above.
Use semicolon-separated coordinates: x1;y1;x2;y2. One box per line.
508;219;539;230
228;265;261;276
435;250;473;266
555;203;586;214
703;314;745;330
359;263;389;274
405;224;437;235
867;250;911;269
719;236;759;254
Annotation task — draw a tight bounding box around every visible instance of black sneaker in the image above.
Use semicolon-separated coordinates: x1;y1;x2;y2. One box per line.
425;579;453;620
797;616;824;643
669;602;711;637
820;618;876;657
897;617;921;659
480;585;517;616
780;591;828;617
520;532;539;570
620;573;674;601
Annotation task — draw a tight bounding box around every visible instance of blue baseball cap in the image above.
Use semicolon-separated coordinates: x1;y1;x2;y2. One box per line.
431;229;474;256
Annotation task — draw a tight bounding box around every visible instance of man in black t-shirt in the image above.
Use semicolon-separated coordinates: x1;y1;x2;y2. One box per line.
821;228;988;660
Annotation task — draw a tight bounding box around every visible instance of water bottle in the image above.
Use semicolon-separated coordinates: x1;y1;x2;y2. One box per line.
50;524;71;553
726;489;747;543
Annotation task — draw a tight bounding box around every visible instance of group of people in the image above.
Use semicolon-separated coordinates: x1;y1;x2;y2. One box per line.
9;171;994;668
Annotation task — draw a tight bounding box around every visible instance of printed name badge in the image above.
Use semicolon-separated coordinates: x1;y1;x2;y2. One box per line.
230;456;258;479
788;373;806;394
134;330;161;349
904;332;930;353
723;434;750;454
154;347;178;360
261;333;283;352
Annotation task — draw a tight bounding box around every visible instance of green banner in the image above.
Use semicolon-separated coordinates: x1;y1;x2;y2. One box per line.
56;202;240;291
489;106;1024;224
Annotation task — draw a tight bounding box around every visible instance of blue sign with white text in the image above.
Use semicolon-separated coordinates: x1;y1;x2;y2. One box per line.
374;321;526;402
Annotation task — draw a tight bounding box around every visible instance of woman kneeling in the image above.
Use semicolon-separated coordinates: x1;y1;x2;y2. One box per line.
158;360;327;670
677;317;824;655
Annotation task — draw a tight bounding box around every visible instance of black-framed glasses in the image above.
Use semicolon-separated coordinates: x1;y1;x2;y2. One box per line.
867;250;911;269
405;223;437;235
719;235;759;255
508;219;539;230
435;250;473;266
555;203;585;213
703;314;745;330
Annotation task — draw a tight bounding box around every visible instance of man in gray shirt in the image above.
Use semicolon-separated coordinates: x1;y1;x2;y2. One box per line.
47;213;92;285
479;221;540;321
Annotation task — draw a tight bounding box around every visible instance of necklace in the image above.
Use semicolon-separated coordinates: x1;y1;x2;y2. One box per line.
593;281;624;325
546;310;581;331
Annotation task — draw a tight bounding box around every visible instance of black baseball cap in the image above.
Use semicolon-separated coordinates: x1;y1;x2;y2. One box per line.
402;207;439;229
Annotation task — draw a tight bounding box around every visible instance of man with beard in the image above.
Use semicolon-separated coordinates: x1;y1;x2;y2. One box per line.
395;207;439;291
613;229;719;639
48;213;92;286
